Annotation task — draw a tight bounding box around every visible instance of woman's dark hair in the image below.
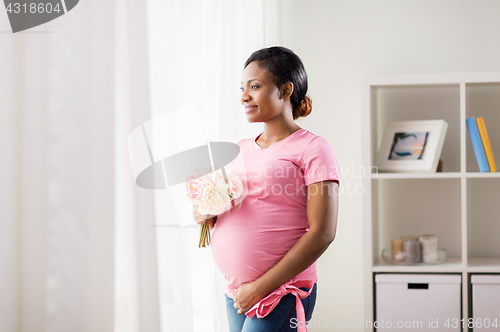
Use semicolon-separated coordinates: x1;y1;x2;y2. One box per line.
244;46;312;120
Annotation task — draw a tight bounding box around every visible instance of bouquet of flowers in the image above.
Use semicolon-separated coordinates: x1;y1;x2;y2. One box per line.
186;168;243;247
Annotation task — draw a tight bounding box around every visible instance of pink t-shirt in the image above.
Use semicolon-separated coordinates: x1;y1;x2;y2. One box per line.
211;128;339;319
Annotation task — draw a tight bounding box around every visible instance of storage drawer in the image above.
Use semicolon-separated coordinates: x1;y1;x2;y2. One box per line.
375;274;461;331
472;275;500;331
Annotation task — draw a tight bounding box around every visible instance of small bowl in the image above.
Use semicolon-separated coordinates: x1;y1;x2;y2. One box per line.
381;248;447;265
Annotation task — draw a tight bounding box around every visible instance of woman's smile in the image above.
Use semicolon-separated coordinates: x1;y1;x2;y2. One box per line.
244;104;258;113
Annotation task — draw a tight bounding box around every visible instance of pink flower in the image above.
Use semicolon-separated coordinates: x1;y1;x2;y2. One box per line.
186;168;243;216
198;180;229;215
211;170;232;202
226;168;243;199
186;167;244;248
186;178;203;204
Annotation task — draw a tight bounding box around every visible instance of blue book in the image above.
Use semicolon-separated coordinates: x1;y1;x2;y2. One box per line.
466;117;490;172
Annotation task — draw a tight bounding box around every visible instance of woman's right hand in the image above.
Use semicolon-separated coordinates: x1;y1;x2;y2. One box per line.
192;205;217;230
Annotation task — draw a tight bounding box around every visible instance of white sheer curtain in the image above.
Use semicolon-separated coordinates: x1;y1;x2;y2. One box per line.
146;1;269;331
0;0;278;331
114;0;162;332
0;1;160;332
0;1;115;332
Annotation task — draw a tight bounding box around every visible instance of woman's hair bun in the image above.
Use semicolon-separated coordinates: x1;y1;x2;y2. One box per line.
293;96;312;120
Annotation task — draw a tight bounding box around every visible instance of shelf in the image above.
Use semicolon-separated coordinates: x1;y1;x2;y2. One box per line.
371;172;461;179
362;72;500;331
373;257;500;273
373;256;463;273
467;178;500;262
464;172;500;178
467;258;500;272
466;82;500;172
372;84;461;172
374;178;462;259
363;72;500;86
371;172;500;179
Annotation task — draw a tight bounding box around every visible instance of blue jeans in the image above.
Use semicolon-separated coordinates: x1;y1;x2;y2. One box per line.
225;283;317;332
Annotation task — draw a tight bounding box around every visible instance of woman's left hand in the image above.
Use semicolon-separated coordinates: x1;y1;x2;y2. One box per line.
233;281;264;315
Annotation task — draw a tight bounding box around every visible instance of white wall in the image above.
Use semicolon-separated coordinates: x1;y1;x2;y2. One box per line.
279;1;500;330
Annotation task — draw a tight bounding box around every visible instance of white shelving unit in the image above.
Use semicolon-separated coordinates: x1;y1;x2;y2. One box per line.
361;72;500;331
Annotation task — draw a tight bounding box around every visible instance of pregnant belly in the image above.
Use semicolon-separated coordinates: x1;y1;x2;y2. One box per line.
211;215;305;288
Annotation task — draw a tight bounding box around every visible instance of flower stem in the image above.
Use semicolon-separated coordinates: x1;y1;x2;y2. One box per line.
199;224;211;248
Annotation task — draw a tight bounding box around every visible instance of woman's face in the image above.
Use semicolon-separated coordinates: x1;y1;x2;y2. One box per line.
240;61;284;123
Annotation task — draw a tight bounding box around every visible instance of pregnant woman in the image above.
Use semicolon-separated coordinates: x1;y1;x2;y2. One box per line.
193;46;340;332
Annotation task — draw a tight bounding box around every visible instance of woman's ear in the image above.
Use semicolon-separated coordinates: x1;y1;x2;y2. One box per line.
280;82;294;99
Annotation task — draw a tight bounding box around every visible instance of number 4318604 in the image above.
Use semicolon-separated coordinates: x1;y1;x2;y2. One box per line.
444;318;499;329
6;3;62;14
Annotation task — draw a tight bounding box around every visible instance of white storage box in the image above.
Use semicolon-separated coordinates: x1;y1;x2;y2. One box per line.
375;274;461;331
471;274;500;331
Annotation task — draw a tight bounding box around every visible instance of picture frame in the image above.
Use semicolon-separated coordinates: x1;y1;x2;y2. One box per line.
376;120;448;172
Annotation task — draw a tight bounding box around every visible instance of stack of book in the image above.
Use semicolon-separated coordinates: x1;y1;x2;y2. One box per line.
466;117;497;172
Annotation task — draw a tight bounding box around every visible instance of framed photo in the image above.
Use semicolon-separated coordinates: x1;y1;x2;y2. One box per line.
376;120;448;172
